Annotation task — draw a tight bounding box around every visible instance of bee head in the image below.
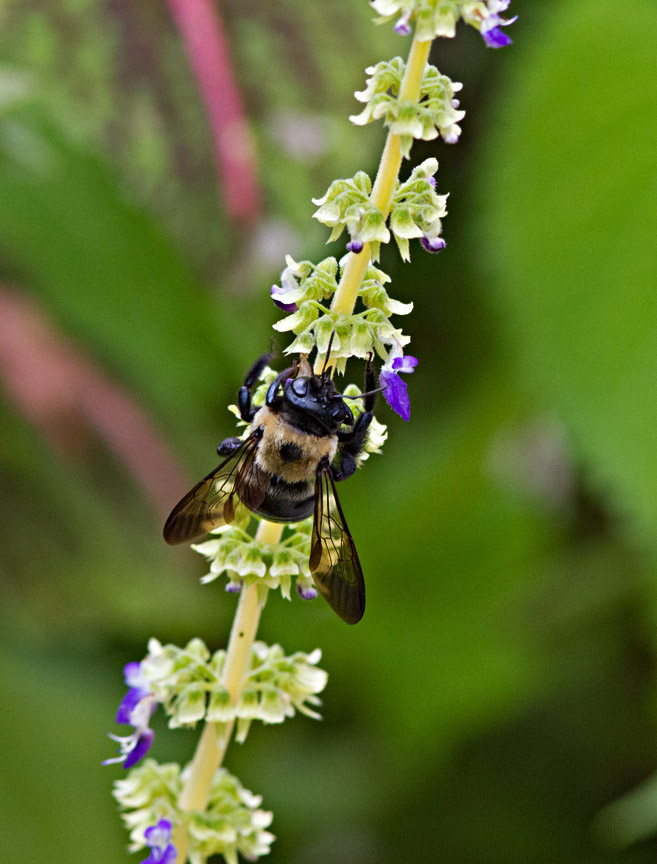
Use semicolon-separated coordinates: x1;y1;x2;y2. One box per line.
281;372;353;434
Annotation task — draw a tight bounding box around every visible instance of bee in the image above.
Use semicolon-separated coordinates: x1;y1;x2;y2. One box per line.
163;351;376;624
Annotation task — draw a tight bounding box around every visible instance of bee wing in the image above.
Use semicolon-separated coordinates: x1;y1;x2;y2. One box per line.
163;430;266;545
309;461;365;624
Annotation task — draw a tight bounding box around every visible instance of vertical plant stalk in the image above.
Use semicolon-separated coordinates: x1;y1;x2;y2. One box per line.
173;519;282;863
331;36;431;318
171;36;434;826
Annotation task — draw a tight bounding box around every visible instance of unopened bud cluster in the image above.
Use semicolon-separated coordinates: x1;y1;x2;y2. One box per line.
114;760;274;864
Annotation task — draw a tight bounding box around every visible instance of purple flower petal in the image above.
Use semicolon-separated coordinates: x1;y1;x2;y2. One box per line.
123;728;155;769
346;238;364;253
297;584;318;601
270;284;298;312
123;662;143;688
482;25;513;48
391;354;418;375
380;349;418;422
420;236;446;253
141;819;177;864
393;14;411;36
116;687;150;725
145;820;172;847
380;367;411;422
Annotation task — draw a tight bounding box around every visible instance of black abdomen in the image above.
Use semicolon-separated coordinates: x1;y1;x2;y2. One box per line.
250;476;315;522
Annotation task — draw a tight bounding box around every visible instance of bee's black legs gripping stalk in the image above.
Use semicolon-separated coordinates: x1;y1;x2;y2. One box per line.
333;358;376;482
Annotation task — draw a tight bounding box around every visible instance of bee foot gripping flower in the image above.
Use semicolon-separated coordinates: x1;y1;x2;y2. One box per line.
140;819;176;864
104;661;157;769
379;344;418;422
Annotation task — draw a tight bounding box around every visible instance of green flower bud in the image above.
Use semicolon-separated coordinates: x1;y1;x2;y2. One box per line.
207;686;235;723
359;209;391;244
172;684;207;727
269;549;299;578
284;329;316;355
259;689;292;723
235;544;266;579
315;316;339;353
350;319;374;358
272;300;320;334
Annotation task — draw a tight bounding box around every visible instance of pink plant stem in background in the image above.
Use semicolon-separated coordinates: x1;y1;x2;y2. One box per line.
0;289;189;518
167;0;262;226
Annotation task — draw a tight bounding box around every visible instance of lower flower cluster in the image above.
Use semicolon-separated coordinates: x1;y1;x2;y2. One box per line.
114;760;274;864
140;637;327;742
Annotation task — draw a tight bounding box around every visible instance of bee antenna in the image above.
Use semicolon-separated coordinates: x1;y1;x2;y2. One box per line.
334;387;385;400
319;330;337;376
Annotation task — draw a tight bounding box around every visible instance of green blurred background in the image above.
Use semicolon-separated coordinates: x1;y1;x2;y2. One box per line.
1;0;657;860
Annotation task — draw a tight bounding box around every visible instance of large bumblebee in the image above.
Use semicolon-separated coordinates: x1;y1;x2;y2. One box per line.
163;352;376;624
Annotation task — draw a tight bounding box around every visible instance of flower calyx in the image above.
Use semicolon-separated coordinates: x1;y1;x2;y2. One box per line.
132;638;328;743
312;172;390;259
370;0;516;47
350;57;465;156
114;761;274;864
390;157;448;260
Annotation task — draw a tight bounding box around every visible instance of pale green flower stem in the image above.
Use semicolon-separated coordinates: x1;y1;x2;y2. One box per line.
173;520;280;862
172;31;431;864
330;35;432;319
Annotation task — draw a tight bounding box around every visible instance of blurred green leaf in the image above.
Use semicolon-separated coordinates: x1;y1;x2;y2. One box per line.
0;641;125;862
475;0;657;555
0;109;234;452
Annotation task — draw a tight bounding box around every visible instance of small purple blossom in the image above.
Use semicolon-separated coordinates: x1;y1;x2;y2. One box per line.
421;236;446;253
480;0;517;48
271;283;298;312
379;345;418;422
393;11;411;36
104;661;157;769
346;237;364;254
297;583;318;601
271;259;304;311
226;580;242;594
104;724;155;769
140;819;177;864
482;25;513;48
116;661;151;724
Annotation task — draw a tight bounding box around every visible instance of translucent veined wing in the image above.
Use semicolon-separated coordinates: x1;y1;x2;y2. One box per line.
309;459;365;624
163;429;266;544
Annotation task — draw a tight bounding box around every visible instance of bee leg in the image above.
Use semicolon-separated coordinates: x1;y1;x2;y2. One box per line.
334;411;373;481
217;436;244;457
362;354;377;413
238;352;273;421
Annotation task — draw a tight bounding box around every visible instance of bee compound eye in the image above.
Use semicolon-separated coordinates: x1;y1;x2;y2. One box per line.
291;378;308;396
